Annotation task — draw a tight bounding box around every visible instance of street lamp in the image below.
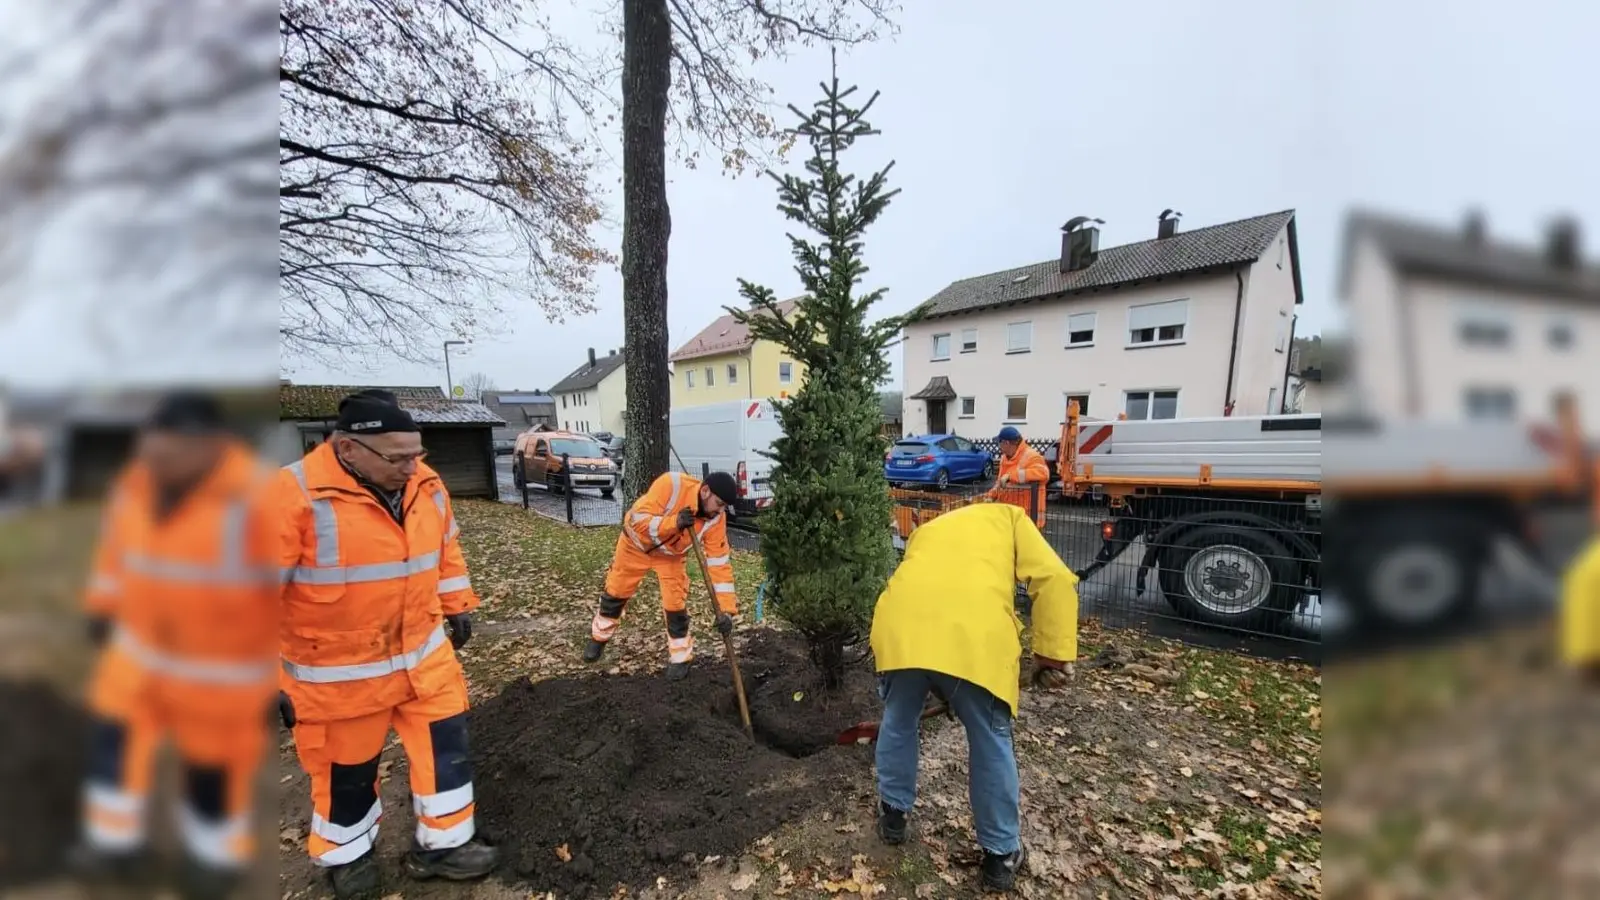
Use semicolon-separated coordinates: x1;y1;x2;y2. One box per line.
443;340;467;399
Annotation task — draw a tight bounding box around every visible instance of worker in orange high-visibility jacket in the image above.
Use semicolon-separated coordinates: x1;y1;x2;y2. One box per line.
583;470;741;680
987;426;1050;528
276;390;497;899
71;391;279;900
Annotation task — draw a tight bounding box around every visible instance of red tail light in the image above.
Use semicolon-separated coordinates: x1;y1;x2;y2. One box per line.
916;454;935;464
736;461;749;497
1101;520;1115;540
1529;425;1562;456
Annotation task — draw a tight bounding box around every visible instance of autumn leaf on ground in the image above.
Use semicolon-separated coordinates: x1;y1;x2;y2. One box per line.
730;871;759;891
555;843;572;863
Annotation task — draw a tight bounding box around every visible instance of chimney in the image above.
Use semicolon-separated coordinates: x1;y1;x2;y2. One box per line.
1463;209;1486;244
587;347;597;367
1059;216;1103;273
609;348;617;356
1158;209;1182;239
1546;216;1580;270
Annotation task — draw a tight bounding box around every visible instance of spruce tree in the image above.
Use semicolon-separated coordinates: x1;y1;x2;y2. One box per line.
729;53;929;689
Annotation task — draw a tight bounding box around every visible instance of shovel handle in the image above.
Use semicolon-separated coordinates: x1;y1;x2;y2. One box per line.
688;526;753;739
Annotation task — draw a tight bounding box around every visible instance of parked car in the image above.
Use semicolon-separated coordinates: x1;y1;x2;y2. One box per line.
512;430;618;497
884;434;995;490
493;438;515;456
599;435;626;475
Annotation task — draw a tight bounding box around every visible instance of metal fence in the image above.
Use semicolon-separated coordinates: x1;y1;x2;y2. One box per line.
889;481;1322;652
518;453;624;527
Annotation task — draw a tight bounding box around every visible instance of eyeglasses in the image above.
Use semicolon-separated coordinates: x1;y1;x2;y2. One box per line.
348;437;427;465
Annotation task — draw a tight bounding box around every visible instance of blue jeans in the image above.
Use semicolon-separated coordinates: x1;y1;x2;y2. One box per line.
874;668;1021;855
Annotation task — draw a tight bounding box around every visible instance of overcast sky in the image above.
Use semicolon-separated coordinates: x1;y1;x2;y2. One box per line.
1;0;1593;392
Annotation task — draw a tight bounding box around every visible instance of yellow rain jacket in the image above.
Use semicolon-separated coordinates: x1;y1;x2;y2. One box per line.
870;502;1078;714
1560;535;1600;665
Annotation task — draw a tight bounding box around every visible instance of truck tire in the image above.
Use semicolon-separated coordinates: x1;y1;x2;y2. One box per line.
1158;525;1299;631
511;461;525;491
1346;516;1484;631
547;472;564;495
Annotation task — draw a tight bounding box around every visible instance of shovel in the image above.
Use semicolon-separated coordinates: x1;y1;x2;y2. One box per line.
837;697;955;745
686;524;754;739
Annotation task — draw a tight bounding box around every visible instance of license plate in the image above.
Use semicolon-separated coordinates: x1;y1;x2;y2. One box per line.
894;460;913;467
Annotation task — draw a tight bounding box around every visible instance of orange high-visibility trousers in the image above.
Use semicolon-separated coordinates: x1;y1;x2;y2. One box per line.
83;656;268;868
592;536;696;663
290;671;475;866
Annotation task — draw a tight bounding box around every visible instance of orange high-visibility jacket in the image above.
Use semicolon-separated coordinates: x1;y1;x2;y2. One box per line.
992;441;1050;527
84;442;280;719
620;471;738;614
276;443;480;722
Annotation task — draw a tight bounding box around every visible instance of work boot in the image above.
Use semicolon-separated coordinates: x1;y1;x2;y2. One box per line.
65;842;156;886
176;857;241;900
665;661;691;682
402;835;500;881
327;852;382;899
877;801;907;845
582;639;606;663
979;846;1027;893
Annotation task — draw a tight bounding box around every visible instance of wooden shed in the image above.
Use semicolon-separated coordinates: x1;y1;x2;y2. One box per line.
278;384;507;500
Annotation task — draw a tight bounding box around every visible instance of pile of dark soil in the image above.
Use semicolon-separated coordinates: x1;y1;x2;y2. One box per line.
471;628;881;898
0;680;87;889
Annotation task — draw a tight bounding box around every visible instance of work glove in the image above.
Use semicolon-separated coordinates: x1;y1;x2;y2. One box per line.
675;507;696;532
86;616;111;649
1031;654;1074;690
714;612;735;637
445;612;473;649
276;692;296;729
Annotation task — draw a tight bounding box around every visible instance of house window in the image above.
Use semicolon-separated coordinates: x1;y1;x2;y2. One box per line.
686;369;696;388
1125;390;1179;420
1006;321;1033;354
1275;311;1290;353
959;397;976;418
779;361;793;383
1066;312;1096;347
1004;395;1028;422
1464;387;1516;420
727;363;739;385
1064;393;1090;417
562;395;568;408
960;328;978;353
1127;299;1188;346
1457;302;1510;348
931;333;951;360
1549;319;1575;350
705;366;715;387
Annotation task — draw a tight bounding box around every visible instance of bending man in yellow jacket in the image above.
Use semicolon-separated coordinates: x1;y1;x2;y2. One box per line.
870;502;1078;894
1560;534;1600;673
584;470;741;680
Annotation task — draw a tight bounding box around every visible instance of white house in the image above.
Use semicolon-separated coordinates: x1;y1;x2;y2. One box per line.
1339;209;1600;430
901;209;1305;441
549;347;628;436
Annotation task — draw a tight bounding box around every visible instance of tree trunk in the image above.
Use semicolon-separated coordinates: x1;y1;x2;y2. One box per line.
619;0;673;506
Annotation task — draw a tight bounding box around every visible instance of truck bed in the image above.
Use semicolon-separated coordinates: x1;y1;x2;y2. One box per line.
1073;414;1322;485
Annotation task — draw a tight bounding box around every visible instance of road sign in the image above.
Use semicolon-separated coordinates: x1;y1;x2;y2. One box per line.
452;385;465;398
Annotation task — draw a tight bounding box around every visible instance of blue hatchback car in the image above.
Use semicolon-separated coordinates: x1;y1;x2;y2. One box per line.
883;434;995;490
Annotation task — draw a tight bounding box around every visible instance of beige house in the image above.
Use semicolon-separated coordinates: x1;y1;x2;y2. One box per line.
901;209;1304;440
1339;210;1600;430
669;300;806;409
549;348;627;436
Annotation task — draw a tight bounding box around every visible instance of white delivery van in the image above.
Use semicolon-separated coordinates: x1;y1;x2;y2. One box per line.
669;399;783;516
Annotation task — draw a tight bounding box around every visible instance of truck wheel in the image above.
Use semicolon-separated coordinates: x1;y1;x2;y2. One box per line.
1158;525;1299;631
601;488;615;499
1348;518;1483;631
512;461;525;491
547;473;564;495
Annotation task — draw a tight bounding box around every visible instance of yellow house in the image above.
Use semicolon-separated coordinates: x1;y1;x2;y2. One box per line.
670;300;807;408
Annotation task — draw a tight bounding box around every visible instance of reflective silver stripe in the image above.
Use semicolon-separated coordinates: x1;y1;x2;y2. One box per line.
311;800;382;845
282;623;449;684
623;527;648;552
413;783;473;817
285;460;308;492
179;805;248;868
86;784;145;816
414;814;474;850
445;519;460;542
310;499;340;567
286;551;441;586
696;513;722;541
649;473;685;542
431;492;447;516
112;627;275;685
714;583;736;595
89;574;120;595
86;818;144;851
122;553;272;587
313;823;378;866
437;575;471;594
704;554;730;567
218;499;248;573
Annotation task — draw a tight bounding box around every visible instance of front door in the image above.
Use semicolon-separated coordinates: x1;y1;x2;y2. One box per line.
927;400;947;434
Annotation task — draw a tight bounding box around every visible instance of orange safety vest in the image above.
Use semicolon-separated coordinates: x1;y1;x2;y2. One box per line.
993;441;1050;528
84;442;279;719
619;471;738;612
276;443;479;722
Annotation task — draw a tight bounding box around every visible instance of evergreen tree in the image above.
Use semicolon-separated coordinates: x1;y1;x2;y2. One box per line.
729;53;930;688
